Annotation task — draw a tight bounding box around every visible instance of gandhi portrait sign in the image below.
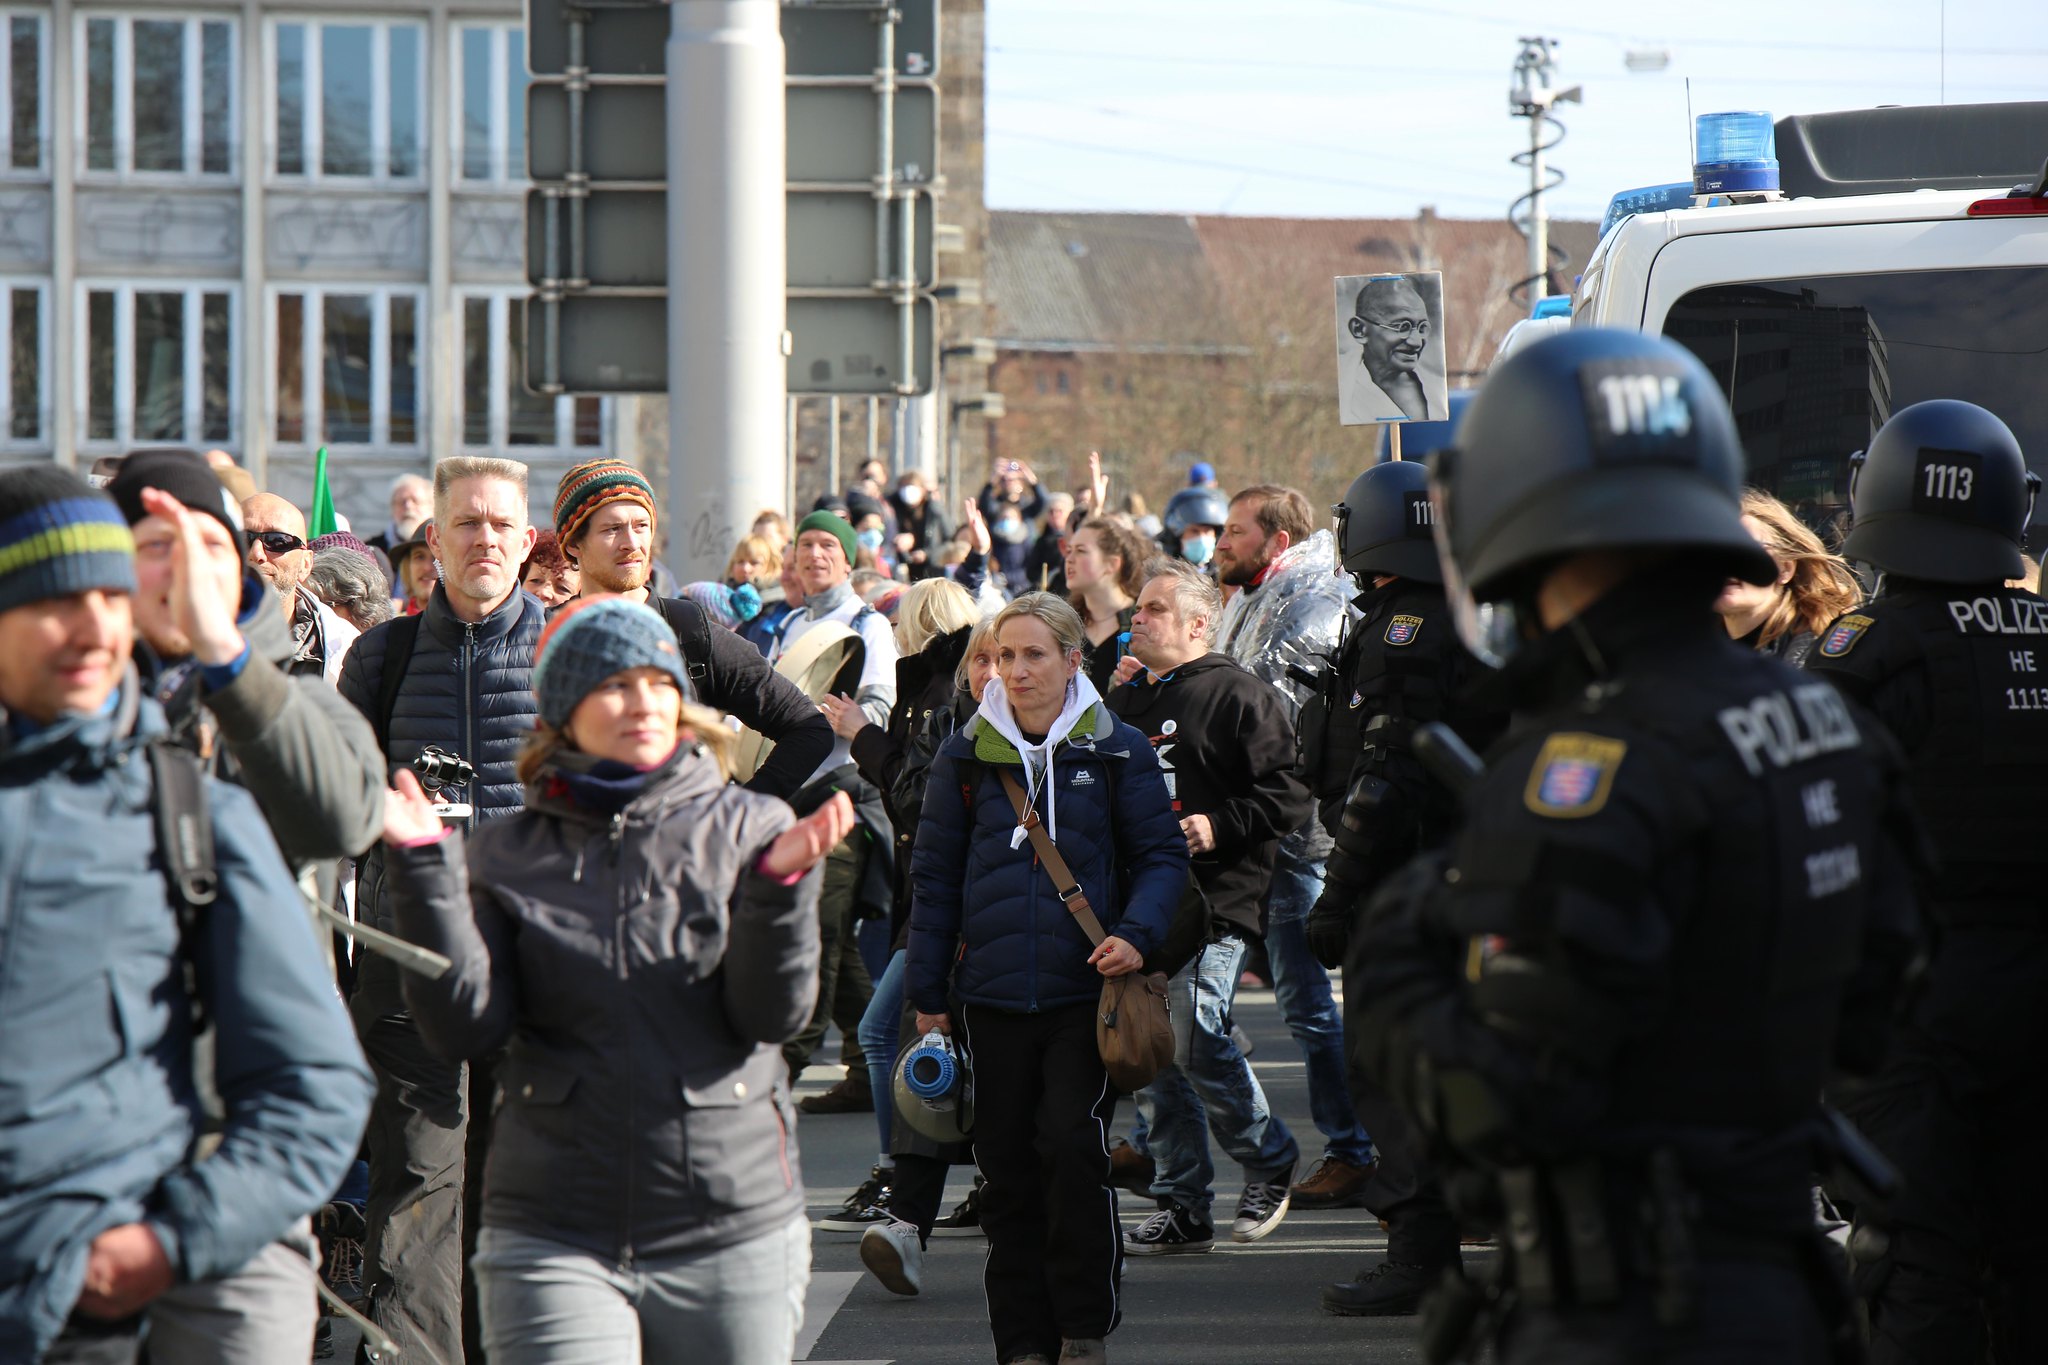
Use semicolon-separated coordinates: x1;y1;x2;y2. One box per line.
1334;272;1450;426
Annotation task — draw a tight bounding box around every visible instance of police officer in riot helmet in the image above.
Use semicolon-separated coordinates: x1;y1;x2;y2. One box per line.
1804;398;2048;1365
1300;459;1502;1315
1349;328;1922;1363
1160;486;1231;569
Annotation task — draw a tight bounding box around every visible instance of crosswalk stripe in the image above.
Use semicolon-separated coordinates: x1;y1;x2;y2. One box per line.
797;1270;864;1361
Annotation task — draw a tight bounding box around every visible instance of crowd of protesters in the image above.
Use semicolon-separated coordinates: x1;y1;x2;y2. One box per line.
0;419;1914;1365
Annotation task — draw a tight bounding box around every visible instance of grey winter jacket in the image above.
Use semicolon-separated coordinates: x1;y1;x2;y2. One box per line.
384;745;821;1262
0;678;374;1361
146;571;384;864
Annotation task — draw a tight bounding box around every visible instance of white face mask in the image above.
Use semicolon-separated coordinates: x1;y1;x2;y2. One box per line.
897;485;925;507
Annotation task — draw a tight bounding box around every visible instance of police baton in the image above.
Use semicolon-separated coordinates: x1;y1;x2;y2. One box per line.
1413;721;1486;798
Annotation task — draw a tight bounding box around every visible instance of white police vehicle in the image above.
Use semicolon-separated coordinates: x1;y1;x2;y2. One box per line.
1574;102;2048;537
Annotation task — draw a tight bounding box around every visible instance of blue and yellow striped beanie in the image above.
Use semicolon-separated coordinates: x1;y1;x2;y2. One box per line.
0;466;136;615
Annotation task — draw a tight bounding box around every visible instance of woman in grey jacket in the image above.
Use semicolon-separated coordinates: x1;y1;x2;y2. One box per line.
379;594;854;1365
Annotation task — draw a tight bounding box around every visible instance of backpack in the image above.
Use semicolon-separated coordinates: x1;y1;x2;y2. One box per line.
147;740;218;1028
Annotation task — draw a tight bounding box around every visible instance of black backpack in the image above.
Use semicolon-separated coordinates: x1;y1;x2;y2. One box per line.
147;740;218;1028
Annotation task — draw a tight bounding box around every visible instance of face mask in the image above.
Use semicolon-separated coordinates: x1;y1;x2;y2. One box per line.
995;517;1024;540
857;528;886;552
897;486;925;507
1181;532;1216;565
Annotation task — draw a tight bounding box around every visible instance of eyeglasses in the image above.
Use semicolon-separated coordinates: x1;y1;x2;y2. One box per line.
1363;317;1430;338
251;530;306;554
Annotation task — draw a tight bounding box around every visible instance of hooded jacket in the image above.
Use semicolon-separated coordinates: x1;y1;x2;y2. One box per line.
906;685;1190;1015
0;678;373;1360
384;744;819;1262
1106;652;1309;937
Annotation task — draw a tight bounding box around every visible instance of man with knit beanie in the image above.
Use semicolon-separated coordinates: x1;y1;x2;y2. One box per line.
0;466;373;1365
550;457;830;802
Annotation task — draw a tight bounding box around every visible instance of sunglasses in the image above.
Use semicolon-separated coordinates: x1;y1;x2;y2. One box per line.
252;530;306;554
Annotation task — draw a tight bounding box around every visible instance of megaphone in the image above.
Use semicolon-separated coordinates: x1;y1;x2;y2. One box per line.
893;1028;975;1145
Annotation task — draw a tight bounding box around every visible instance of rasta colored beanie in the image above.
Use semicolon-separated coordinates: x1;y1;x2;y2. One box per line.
108;447;248;559
795;509;856;566
533;594;691;727
554;458;657;547
0;466;137;615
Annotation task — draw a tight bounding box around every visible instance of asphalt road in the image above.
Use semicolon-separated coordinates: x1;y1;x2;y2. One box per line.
794;984;1489;1365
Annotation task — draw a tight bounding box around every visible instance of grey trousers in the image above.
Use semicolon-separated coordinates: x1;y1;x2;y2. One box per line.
471;1217;810;1365
144;1218;320;1364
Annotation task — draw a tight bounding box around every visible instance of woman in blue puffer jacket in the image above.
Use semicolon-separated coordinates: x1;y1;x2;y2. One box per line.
907;592;1189;1365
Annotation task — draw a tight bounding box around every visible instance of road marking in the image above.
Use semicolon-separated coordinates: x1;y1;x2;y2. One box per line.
797;1270;863;1360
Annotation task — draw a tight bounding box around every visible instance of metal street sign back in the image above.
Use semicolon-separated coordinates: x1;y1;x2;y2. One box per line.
528;83;665;182
527;0;667;78
790;296;935;394
783;0;938;78
524;294;667;393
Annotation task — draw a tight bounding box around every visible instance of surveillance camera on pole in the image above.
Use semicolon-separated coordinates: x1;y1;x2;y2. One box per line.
1508;36;1580;307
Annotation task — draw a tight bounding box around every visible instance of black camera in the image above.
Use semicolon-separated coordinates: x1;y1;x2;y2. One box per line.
411;745;476;794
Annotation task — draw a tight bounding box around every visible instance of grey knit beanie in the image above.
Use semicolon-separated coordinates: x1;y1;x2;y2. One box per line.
533;595;691;727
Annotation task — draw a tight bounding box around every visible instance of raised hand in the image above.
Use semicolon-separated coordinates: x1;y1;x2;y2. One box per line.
763;791;856;878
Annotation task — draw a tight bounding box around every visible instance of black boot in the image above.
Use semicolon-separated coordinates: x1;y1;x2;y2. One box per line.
1321;1260;1438;1316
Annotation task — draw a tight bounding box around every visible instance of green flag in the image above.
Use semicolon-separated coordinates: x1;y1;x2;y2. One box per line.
308;445;338;540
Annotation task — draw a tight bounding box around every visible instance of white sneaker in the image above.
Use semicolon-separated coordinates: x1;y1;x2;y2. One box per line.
859;1217;924;1296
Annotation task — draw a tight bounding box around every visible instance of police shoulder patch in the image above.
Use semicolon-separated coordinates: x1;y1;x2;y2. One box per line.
1818;614;1875;658
1384;613;1425;647
1523;732;1628;819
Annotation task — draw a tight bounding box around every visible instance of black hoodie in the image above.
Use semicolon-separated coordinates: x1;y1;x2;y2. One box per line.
1107;651;1310;936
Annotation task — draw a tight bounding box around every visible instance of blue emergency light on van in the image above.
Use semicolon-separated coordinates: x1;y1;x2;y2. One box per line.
1531;296;1572;320
1694;111;1779;195
1599;182;1695;238
1376;389;1475;463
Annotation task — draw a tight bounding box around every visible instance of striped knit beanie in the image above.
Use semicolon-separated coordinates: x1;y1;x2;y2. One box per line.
0;466;137;615
554;458;657;548
533;594;690;727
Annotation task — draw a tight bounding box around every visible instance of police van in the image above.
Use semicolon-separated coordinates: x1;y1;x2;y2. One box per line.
1573;101;2048;539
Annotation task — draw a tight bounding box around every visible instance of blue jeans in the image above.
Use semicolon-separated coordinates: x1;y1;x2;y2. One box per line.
1266;846;1375;1165
858;948;907;1158
1137;933;1299;1216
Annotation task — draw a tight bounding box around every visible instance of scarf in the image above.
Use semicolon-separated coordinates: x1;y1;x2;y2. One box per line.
802;579;855;619
976;672;1103;849
546;743;679;814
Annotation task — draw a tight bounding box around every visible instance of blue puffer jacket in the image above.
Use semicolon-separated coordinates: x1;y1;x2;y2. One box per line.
906;702;1190;1015
0;679;373;1361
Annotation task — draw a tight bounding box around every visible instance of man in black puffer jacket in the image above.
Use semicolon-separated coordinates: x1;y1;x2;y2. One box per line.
337;456;547;1365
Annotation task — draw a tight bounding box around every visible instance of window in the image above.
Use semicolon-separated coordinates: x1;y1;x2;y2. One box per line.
270;19;423;181
272;286;422;447
1;278;45;445
455;23;528;184
80;14;235;177
458;291;604;451
1;11;44;174
79;282;236;448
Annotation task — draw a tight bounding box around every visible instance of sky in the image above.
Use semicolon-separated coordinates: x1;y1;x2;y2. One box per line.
984;0;2048;224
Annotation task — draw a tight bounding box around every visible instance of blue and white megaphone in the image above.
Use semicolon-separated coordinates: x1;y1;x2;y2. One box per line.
893;1027;975;1144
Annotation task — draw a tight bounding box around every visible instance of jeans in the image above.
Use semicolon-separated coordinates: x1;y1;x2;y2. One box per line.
857;949;907;1157
471;1217;810;1365
145;1219;320;1365
1265;847;1374;1165
1137;934;1300;1215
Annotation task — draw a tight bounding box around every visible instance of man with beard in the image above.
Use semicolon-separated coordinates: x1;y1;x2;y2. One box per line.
243;491;358;687
550;458;830;802
1344;277;1444;423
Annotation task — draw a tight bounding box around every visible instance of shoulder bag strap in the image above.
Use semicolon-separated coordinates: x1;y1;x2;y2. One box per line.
374;613;424;756
997;768;1109;946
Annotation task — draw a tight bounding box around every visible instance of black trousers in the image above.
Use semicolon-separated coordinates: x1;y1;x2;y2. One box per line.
1343;982;1459;1269
889;1153;952;1244
1498;1259;1831;1364
957;1001;1122;1363
1841;925;2048;1365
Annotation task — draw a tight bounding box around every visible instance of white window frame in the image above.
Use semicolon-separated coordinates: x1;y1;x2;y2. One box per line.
0;9;47;178
452;21;526;187
0;275;49;449
268;283;425;450
457;288;609;452
74;279;241;450
264;17;426;186
74;12;238;182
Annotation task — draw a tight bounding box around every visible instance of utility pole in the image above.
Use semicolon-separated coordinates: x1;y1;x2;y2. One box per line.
668;0;787;578
1508;37;1579;306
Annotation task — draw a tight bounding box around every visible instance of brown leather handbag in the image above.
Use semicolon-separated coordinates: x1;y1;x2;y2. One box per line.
998;770;1175;1092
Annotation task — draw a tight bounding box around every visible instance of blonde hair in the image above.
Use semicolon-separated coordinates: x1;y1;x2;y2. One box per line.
992;591;1086;658
894;577;978;655
517;699;735;788
1740;489;1863;645
955;618;1001;692
723;534;777;587
434;456;531;525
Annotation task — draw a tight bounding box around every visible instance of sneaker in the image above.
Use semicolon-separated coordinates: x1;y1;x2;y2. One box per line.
859;1218;924;1296
1123;1201;1214;1256
816;1164;893;1232
1106;1137;1155;1194
1059;1340;1107;1363
798;1077;874;1115
1230;1163;1295;1243
930;1181;985;1238
1289;1155;1377;1210
315;1200;367;1304
1320;1260;1439;1316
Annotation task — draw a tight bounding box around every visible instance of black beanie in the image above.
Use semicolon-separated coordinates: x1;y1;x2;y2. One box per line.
108;447;247;558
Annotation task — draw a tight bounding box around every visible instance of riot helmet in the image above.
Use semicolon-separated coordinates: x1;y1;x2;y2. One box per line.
1430;327;1774;664
1163;486;1230;539
1842;399;2037;585
1333;461;1442;585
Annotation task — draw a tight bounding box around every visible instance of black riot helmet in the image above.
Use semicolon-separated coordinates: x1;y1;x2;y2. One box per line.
1843;399;2038;585
1333;461;1441;585
1163;486;1230;539
1430;328;1774;662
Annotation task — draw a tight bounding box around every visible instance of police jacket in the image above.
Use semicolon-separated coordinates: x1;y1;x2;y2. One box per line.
1107;653;1310;937
0;678;373;1361
384;743;818;1263
1352;578;1923;1240
1805;580;2048;913
906;699;1190;1015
